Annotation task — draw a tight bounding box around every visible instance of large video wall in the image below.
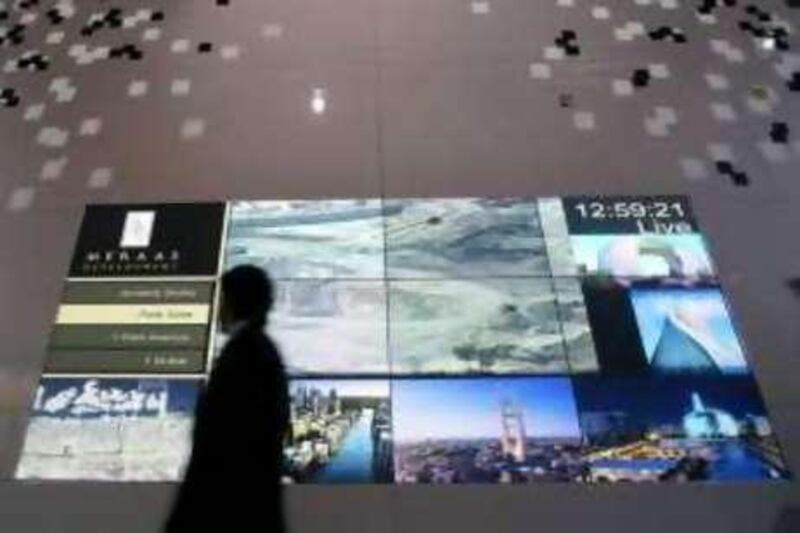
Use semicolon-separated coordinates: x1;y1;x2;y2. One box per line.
15;196;791;484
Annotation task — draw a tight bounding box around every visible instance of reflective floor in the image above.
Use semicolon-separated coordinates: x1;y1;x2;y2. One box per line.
1;0;799;531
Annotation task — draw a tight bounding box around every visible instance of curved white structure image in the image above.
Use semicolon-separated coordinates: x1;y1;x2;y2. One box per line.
573;234;714;278
631;287;747;374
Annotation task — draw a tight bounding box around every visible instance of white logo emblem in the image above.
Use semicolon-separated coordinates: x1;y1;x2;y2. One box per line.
120;211;156;248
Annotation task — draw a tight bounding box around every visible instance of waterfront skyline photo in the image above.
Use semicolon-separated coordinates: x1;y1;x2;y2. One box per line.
285;379;393;484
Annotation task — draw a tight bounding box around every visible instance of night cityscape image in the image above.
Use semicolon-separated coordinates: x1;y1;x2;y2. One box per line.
393;378;584;483
284;380;393;484
574;375;790;483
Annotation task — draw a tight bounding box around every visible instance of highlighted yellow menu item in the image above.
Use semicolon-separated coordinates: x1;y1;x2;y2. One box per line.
56;304;210;325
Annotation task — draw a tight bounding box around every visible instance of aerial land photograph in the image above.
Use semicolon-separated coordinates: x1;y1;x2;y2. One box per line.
226;200;386;279
269;280;389;376
384;198;552;279
389;279;569;374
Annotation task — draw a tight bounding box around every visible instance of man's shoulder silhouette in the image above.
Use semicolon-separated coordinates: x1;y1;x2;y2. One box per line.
216;325;284;376
208;324;289;429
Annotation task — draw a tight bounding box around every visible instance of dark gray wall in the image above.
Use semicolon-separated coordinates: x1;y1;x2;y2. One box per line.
1;0;799;531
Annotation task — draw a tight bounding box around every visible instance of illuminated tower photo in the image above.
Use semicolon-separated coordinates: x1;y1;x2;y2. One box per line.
501;400;527;463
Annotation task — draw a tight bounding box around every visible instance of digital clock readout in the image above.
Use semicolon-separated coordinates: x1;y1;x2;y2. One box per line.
563;196;697;235
572;200;686;220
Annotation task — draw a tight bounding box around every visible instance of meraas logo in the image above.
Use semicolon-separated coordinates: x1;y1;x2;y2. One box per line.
120;211;156;248
79;210;182;274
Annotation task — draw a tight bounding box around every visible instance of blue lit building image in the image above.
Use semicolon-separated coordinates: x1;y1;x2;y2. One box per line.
575;376;790;483
683;393;740;439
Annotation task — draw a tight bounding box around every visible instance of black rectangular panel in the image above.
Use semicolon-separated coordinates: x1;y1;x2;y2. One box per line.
44;349;207;374
562;195;698;235
61;281;214;304
69;203;225;277
49;325;209;350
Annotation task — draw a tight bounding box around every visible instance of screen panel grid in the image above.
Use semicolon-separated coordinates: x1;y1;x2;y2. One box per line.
13;196;791;485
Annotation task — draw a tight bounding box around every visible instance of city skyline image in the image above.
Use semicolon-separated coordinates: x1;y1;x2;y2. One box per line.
392;377;581;443
285;379;393;484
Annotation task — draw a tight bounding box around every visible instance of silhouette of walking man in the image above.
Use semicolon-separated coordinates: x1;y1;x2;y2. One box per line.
166;265;290;533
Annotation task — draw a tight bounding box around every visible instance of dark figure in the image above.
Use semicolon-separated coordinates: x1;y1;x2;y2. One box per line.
658;457;710;482
166;266;290;533
773;506;800;533
787;277;800;296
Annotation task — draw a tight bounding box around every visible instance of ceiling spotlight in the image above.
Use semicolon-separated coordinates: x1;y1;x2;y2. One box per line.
311;88;327;115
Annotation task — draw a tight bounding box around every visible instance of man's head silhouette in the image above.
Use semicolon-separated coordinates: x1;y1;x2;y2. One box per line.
220;265;274;333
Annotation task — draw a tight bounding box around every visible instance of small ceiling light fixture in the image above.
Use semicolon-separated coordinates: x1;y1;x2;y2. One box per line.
761;37;776;50
311;88;327;115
